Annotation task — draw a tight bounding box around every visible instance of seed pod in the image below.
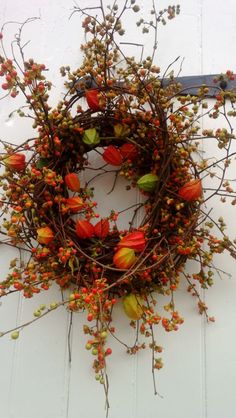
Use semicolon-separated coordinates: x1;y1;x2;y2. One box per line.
82;128;100;146
137;173;158;192
123;294;143;320
37;227;54;244
113;247;136;269
75;220;94;239
102;145;123;166
65;197;84;213
120;143;138;160
114;123;130;138
64;173;80;192
117;231;146;252
85;89;101;111
4;153;26;171
178;179;202;201
94;218;110;239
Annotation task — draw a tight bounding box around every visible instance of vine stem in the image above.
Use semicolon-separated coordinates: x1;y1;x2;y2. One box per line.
0;299;69;337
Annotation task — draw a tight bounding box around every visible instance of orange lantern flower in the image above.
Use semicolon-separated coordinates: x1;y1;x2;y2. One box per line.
94;218;110;239
117;231;146;252
102;145;123;166
75;219;94;239
64;173;80;192
178;179;202;201
37;227;54;245
85;89;101;111
120;143;138;161
113;247;136;269
5;153;26;171
65;197;84;213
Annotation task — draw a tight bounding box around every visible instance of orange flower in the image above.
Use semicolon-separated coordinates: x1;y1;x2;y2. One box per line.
37;227;54;244
113;247;136;269
75;220;94;239
5;153;26;171
117;231;146;252
178;179;202;201
94;219;110;239
102;145;123;166
64;173;80;192
65;197;84;213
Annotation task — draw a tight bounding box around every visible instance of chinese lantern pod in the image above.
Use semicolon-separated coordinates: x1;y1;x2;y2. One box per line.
65;197;84;213
178;179;202;201
114;123;130;138
75;219;94;239
120;143;138;160
113;247;136;269
94;219;110;239
37;227;54;244
5;153;26;171
64;173;80;192
117;231;146;252
122;294;144;320
85;89;101;111
82;128;100;146
137;173;158;192
102;145;123;166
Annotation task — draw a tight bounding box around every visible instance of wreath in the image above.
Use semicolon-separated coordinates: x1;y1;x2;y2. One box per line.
0;1;236;412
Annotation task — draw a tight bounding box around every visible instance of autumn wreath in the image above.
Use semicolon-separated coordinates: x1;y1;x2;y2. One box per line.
0;1;236;410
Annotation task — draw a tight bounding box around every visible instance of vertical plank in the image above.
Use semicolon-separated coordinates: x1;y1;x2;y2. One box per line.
0;2;79;417
135;274;205;418
202;0;236;74
135;1;206;417
201;112;236;418
5;290;71;418
0;247;22;418
202;2;236;417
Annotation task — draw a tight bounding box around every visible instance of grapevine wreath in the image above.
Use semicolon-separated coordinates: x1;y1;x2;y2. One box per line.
1;0;236;410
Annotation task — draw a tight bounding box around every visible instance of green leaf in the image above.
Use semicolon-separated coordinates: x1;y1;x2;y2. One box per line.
82;128;100;146
36;158;49;169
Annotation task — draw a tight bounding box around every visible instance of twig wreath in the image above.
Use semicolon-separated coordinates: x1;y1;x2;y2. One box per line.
0;0;236;412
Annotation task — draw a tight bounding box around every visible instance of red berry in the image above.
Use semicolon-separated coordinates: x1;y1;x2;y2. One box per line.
87;313;94;322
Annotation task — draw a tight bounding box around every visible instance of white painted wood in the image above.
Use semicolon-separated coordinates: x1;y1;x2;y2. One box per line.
0;1;236;417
